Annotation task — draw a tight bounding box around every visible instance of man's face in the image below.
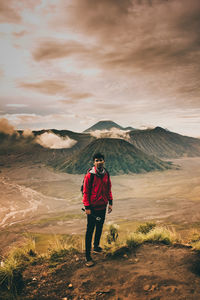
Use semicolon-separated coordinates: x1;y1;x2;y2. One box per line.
94;157;105;170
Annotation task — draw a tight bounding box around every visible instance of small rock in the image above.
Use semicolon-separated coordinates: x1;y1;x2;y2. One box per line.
32;277;37;281
41;271;48;277
62;298;68;300
0;261;5;267
150;284;157;291
134;258;139;262
144;284;150;291
123;254;128;258
75;257;79;262
81;279;91;287
68;283;73;289
169;286;177;293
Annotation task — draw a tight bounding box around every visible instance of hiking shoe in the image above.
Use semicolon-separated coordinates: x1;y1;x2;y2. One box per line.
85;258;94;267
93;246;103;253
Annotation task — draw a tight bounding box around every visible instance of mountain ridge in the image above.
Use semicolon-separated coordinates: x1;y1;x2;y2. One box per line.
129;127;200;158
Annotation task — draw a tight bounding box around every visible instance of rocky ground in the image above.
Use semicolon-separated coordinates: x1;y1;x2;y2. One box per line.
20;243;200;300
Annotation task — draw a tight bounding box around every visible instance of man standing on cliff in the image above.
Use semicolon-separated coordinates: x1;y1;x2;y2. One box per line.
82;152;113;267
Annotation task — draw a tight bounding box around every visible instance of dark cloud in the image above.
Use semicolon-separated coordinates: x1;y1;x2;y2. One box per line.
49;0;200;108
20;80;69;95
68;0;132;34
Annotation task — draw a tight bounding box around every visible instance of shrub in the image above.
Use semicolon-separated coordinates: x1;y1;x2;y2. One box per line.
136;222;156;234
191;241;200;251
106;224;119;244
126;226;177;249
103;224;122;256
145;227;175;245
126;232;145;248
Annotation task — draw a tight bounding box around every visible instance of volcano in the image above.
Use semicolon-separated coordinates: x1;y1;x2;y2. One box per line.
56;138;173;175
129;127;200;158
83;120;135;132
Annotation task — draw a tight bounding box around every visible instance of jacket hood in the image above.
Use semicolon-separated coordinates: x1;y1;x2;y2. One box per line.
89;166;106;176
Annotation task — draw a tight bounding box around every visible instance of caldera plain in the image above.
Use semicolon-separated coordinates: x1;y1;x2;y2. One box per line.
0;156;200;253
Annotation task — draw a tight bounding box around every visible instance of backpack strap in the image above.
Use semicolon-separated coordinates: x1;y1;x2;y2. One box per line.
104;168;110;180
81;168;94;195
88;173;94;197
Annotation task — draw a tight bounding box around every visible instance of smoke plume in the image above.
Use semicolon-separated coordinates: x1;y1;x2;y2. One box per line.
0;118;16;135
90;128;130;140
22;129;34;137
36;132;77;149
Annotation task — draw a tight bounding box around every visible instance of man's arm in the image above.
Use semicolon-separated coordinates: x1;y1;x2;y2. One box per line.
107;175;113;213
82;173;92;214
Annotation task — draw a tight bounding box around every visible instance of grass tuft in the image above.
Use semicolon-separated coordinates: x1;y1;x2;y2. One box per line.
47;235;80;262
0;236;37;298
191;241;200;251
126;224;177;249
136;222;156;234
126;232;145;248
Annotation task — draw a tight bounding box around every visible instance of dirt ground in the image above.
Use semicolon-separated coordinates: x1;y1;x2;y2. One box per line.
1;157;200;254
20;243;200;300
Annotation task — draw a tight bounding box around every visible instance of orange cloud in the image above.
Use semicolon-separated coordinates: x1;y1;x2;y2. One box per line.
0;0;21;23
59;93;93;104
20;80;69;95
32;40;89;61
0;118;15;134
12;30;28;37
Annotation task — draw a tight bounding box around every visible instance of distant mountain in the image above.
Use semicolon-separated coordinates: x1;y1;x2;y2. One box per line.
0;130;94;165
129;127;200;158
55;138;173;175
83;120;135;132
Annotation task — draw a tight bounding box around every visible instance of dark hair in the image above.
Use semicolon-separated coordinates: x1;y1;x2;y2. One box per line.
93;152;105;161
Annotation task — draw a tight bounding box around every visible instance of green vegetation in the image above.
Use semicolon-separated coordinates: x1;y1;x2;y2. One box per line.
106;224;119;244
1;222;200;298
0;237;37;299
126;226;177;248
103;222;179;257
188;230;200;251
47;235;81;263
136;222;156;234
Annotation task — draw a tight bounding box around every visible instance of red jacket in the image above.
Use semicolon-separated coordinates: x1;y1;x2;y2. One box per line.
82;167;113;210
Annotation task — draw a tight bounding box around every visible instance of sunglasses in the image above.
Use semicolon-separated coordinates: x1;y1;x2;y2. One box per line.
94;159;104;162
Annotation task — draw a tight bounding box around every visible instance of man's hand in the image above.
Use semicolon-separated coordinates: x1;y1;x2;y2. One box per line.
108;205;112;214
85;209;91;215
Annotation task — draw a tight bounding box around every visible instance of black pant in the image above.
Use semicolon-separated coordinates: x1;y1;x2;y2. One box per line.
85;209;106;260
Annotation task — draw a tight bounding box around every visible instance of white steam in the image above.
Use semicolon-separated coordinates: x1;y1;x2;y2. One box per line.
90;128;130;140
36;132;77;149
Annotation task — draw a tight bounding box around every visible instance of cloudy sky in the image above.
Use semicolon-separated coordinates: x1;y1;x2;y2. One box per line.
0;0;200;137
